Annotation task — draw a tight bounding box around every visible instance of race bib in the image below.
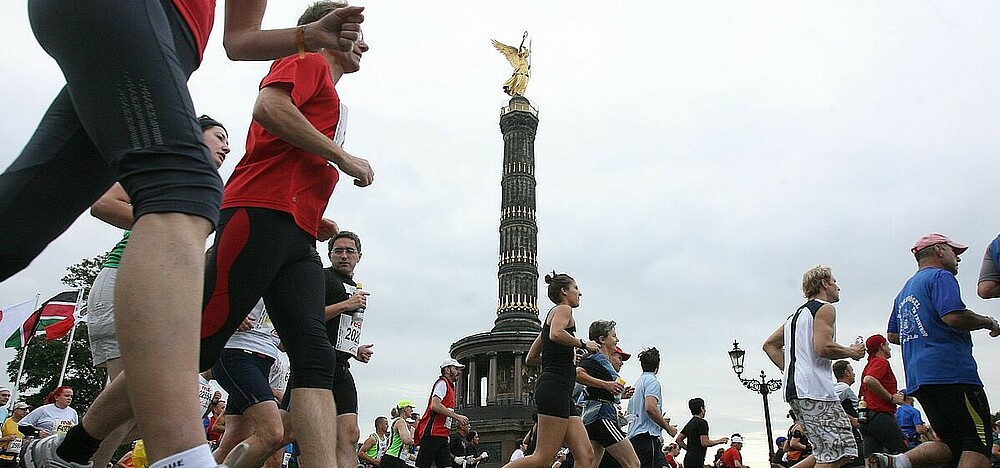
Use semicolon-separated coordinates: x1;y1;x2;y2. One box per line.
328;102;349;169
198;379;214;416
333;102;348;146
334;283;364;356
6;438;21;454
55;420;74;434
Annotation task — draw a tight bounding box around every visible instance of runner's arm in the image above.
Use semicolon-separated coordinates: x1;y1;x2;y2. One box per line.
675;432;687;450
223;1;363;60
941;309;1000;335
430;395;468;425
575;367;620;393
395;419;414;446
90;183;133;230
358;436;379;465
253;85;353;165
762;325;784;370
645;396;676;436
813;306;864;359
861;375;899;405
525;334;542;366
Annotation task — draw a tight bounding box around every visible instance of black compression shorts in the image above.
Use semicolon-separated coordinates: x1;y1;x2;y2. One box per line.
201;208;335;390
0;0;223;279
911;384;993;467
534;376;574;419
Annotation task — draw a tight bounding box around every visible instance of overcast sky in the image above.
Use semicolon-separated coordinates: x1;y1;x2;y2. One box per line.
3;2;1000;466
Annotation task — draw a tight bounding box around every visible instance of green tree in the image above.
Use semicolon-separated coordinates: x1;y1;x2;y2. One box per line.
6;255;108;412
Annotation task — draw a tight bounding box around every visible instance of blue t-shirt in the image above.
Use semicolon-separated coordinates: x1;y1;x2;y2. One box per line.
888;268;982;393
895;404;923;438
626;372;663;438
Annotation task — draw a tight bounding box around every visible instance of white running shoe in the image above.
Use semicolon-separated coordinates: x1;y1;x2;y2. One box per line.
19;434;92;468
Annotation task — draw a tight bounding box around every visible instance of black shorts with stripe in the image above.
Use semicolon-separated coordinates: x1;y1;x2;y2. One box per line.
586;417;627;448
911;384;992;466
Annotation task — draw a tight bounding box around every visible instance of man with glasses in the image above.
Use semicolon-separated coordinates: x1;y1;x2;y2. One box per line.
320;231;374;468
868;234;1000;468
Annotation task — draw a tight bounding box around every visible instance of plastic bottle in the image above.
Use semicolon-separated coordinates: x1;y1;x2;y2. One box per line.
354;282;366;320
857;396;868;424
133;439;148;468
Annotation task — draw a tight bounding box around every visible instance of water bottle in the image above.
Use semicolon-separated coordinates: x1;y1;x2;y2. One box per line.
857;396;869;424
354;282;366;321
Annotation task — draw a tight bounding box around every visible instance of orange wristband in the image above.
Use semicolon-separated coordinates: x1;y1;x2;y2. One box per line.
296;26;307;59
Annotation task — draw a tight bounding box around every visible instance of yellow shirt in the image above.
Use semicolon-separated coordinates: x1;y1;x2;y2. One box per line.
1;418;24;460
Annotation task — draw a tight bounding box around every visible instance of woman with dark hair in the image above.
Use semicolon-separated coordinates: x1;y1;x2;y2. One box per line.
503;272;600;468
18;387;77;437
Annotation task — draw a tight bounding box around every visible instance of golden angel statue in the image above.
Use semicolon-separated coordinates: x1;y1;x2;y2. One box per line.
491;32;531;96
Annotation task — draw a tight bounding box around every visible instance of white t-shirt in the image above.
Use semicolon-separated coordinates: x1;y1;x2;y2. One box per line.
223;300;281;358
432;380;448;400
19;404;78;434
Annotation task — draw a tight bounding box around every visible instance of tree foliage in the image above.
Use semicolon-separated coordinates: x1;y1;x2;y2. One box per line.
7;255;108;413
62;254;107;288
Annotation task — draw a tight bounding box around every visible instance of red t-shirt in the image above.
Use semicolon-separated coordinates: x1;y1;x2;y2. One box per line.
721;447;741;468
222;53;343;237
859;355;897;414
172;0;215;62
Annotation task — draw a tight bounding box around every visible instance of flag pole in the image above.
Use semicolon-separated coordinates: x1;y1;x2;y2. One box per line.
11;293;41;406
56;288;86;388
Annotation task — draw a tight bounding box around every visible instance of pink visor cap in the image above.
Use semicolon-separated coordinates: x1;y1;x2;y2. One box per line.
911;233;968;255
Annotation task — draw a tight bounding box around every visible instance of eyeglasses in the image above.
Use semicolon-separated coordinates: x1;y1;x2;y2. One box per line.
331;248;358;255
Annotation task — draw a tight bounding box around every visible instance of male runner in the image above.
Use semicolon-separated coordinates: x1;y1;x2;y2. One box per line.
199;3;374;466
5;3;366;467
322;231;375;468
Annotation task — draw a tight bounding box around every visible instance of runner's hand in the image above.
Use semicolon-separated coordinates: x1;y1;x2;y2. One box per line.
305;6;364;53
338;153;374;187
849;343;865;360
345;290;369;310
237;316;254;332
355;343;374;363
988;317;1000;337
317;218;339;241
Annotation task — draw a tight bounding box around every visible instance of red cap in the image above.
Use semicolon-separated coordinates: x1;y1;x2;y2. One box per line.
911;233;967;255
614;346;631;361
865;334;887;356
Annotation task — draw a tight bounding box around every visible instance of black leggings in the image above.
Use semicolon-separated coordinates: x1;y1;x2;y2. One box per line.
0;0;222;280
201;207;335;389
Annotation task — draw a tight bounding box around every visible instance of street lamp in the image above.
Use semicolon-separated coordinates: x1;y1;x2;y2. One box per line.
728;340;783;461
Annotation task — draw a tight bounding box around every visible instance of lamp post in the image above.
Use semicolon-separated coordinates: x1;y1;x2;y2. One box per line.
727;340;783;461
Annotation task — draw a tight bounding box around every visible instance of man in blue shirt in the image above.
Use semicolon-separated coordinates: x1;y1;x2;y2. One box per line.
870;233;1000;468
626;348;677;468
895;395;927;449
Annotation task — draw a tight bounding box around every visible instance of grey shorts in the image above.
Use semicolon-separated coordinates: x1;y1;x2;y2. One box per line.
789;398;858;464
87;267;121;367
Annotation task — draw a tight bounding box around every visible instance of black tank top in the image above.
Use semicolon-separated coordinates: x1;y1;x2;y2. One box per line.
540;315;577;380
